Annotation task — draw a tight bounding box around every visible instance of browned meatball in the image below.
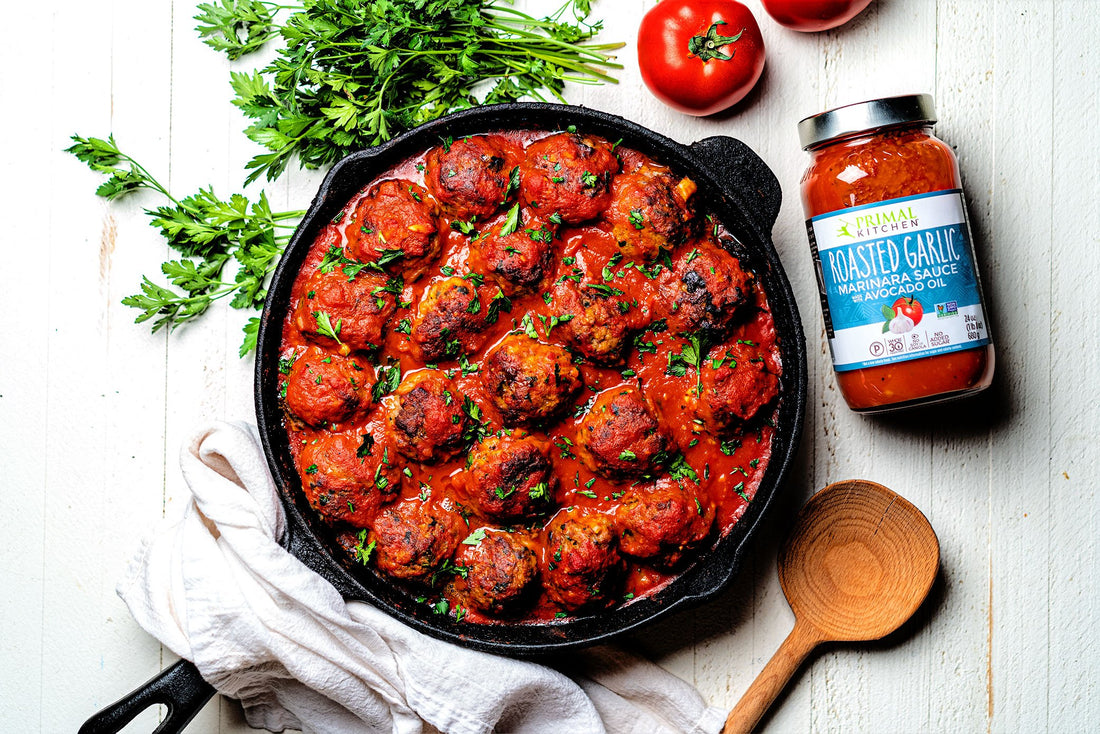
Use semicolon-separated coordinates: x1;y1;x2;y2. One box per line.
696;341;780;428
481;335;582;426
423;135;515;221
294;268;397;354
344;180;440;274
616;479;715;567
387;371;469;463
452;530;540;615
298;428;402;527
370;499;463;581
283;346;373;427
550;279;633;364
520;133;619;224
604;168;696;261
409;276;491;362
578;387;673;479
544;511;623;611
466;435;557;521
659;241;753;337
470;212;556;295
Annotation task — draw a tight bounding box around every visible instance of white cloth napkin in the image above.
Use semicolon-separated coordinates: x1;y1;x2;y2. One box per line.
118;421;726;734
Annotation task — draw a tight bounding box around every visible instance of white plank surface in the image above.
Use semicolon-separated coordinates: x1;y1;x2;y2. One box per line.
1;0;1097;731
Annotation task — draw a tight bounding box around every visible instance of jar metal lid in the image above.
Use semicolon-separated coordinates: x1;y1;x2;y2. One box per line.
797;94;937;150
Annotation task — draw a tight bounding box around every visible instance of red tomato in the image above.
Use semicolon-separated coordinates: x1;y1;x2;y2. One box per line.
893;296;923;325
761;0;873;32
637;0;766;117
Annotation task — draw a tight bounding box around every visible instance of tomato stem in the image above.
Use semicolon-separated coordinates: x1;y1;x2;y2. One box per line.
688;21;744;62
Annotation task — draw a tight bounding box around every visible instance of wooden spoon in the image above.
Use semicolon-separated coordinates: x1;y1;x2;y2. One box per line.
723;479;940;734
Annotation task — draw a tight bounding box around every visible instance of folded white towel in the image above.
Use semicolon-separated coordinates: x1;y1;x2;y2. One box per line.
118;421;725;734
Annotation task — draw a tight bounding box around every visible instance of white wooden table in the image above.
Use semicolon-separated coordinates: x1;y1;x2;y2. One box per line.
2;0;1097;731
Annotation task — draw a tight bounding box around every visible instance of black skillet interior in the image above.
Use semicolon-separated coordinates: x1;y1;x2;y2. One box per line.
255;103;807;655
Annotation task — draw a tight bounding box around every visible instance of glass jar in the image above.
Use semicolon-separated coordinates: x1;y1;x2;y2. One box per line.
798;94;994;413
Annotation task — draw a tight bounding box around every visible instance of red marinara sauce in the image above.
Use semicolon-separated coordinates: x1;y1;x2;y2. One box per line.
276;130;782;625
798;95;994;412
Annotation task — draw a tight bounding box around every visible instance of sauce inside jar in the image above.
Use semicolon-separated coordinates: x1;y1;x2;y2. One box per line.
798;94;994;412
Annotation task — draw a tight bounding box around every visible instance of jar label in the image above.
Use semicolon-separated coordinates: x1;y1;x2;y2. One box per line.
807;189;991;372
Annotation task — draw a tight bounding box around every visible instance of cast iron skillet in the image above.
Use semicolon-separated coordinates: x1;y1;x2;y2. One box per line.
80;103;806;734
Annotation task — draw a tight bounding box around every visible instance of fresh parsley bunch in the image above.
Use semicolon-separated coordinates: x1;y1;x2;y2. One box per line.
197;0;622;183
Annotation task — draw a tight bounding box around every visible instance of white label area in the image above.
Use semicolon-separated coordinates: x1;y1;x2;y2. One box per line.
807;189;991;371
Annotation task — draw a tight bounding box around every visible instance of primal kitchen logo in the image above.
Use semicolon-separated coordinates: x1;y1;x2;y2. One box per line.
837;206;920;239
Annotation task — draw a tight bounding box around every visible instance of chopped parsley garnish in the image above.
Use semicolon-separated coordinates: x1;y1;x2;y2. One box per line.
544;313;574;336
312;311;342;344
461;396;490;442
451;219;478;236
584;283;623;297
734;481;750;502
462;528;487;546
458;354;479;376
554;436;576;459
485;288;512;324
371;361;402;402
519;313;540;340
499;202;522;236
503;166;521;201
353;529;375;565
667;453;699;483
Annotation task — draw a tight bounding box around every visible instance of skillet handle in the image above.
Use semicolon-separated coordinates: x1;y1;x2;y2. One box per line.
687;136;783;238
79;659;216;734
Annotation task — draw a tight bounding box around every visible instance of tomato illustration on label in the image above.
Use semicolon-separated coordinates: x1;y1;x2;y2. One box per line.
882;296;923;334
893;296;924;325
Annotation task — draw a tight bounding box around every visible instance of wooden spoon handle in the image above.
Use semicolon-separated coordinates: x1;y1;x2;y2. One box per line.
723;621;822;734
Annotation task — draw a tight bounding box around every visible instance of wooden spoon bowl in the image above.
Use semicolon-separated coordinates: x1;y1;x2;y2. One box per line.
724;480;940;733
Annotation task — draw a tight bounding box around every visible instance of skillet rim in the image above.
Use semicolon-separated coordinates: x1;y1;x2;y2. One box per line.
255;102;806;655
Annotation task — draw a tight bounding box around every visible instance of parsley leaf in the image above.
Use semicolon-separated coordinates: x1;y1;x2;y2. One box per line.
499;202;522;236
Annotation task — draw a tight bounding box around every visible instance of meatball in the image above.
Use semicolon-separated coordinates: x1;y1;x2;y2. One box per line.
544;511;623;611
294;268;397;354
604;168;696;261
471;213;556;295
283;346;373;428
659;241;753;337
696;341;780;428
409;276;491;362
387;371;469;463
298;429;402;527
550;280;632;364
520;133;619;224
616;479;715;567
578;387;673;479
344;179;440;273
423;135;515;221
466;435;557;521
481;335;582;426
452;530;540;615
370;499;463;581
